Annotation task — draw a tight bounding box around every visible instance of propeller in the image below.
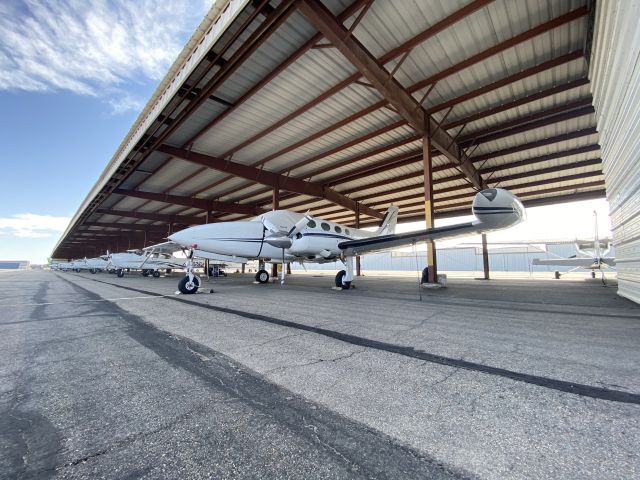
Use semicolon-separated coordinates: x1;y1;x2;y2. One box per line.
263;213;311;249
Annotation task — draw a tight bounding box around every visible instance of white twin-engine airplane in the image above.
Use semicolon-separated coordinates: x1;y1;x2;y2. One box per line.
168;188;525;294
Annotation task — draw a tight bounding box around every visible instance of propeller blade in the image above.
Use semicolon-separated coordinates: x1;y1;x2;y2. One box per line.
262;217;286;236
287;213;310;238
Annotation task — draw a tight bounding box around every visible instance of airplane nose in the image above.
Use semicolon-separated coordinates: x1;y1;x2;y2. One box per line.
168;228;196;247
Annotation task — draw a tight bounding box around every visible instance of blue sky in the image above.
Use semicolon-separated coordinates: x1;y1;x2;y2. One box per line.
0;1;610;264
0;0;212;263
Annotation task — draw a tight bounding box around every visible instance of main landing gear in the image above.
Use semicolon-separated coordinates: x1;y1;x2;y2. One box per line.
255;269;269;284
335;256;354;290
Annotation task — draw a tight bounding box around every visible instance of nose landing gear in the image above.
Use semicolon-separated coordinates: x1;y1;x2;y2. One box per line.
178;248;201;294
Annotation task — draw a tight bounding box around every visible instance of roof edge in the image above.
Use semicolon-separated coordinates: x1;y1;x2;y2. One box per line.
52;0;251;257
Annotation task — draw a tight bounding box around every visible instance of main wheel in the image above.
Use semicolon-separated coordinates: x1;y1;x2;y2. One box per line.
255;269;269;284
178;275;200;294
335;270;351;290
554;271;560;279
90;268;97;275
152;270;160;278
116;269;124;278
591;271;596;279
142;270;149;277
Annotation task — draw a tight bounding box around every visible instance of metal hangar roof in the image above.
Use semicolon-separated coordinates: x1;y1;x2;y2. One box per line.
53;0;602;259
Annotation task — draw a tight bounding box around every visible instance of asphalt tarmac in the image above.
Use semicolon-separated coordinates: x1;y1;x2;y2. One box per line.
1;269;639;479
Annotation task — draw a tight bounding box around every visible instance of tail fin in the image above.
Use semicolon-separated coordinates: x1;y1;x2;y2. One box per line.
375;205;399;236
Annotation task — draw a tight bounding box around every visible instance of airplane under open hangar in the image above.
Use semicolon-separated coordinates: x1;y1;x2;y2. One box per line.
50;0;639;303
5;1;637;477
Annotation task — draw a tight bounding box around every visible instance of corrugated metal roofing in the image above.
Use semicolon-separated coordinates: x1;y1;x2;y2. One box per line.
53;0;605;259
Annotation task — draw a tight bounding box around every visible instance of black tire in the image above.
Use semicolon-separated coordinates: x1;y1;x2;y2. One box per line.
591;271;596;279
152;270;160;278
178;275;200;294
255;269;269;284
116;269;124;278
90;269;97;274
335;270;350;290
142;270;149;277
554;271;560;279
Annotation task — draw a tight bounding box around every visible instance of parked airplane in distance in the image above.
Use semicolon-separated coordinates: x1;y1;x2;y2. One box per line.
107;249;186;278
167;188;526;294
532;211;615;284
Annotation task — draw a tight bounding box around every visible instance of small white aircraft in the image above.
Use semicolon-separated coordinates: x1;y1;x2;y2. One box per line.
71;256;110;274
85;256;110;274
168;188;525;294
532;211;615;283
107;249;186;278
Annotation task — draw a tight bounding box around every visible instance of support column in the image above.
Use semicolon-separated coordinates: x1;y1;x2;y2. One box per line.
355;206;361;276
481;233;490;280
423;135;437;283
271;188;279;279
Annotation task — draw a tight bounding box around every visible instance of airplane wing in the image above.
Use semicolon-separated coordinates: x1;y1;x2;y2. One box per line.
532;257;616;267
338;222;477;255
193;249;248;264
142;241;182;255
339;188;525;256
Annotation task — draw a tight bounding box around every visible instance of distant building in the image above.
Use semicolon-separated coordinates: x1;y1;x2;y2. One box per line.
0;260;30;270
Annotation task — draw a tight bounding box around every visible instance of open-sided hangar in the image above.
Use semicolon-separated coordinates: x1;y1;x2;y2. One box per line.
51;0;639;302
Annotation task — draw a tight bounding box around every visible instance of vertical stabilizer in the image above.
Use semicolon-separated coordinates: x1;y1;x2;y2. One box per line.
375;205;399;236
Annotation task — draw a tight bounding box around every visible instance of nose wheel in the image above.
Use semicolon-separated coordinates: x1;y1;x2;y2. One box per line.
178;275;200;294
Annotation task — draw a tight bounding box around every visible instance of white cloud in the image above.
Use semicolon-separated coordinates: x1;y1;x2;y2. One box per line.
0;213;71;238
0;0;212;112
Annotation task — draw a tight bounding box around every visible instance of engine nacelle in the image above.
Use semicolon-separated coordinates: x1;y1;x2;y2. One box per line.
472;188;525;230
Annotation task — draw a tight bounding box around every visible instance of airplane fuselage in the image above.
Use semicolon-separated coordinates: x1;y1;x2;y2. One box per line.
169;211;371;263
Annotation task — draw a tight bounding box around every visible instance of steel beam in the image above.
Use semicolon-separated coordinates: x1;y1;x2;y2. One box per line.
481;234;490;280
157;145;383;219
344;190;607;228
113;188;264;215
422;135;437;283
95;209;206;225
82;222;172;232
297;0;485;190
321;170;604;222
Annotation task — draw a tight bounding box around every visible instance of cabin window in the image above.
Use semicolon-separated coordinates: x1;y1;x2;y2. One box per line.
321;222;330;231
334;226;342;233
307;219;316;228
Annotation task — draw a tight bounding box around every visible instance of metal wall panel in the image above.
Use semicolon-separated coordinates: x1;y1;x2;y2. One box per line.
589;1;640;304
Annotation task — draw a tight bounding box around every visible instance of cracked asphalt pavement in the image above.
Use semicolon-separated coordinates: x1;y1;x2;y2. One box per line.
1;270;639;479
